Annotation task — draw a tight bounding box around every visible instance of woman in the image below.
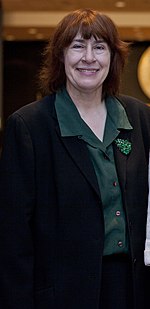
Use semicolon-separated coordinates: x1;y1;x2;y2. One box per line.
0;8;150;309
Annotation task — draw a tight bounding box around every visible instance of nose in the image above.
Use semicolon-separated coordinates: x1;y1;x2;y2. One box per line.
82;45;96;63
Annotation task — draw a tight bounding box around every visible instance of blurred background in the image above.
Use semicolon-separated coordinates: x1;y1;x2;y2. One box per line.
0;0;150;145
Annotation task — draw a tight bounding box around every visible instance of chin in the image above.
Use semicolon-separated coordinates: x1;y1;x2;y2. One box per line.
78;84;100;92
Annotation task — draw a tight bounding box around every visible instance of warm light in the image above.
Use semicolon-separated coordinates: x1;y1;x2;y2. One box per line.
28;28;38;35
5;34;15;41
133;27;144;40
115;1;126;8
36;33;44;40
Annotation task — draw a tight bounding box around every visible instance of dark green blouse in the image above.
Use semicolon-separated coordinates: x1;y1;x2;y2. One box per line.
55;88;133;255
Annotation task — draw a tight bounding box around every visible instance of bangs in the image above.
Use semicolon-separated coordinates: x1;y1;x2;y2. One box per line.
78;21;108;41
59;12;112;47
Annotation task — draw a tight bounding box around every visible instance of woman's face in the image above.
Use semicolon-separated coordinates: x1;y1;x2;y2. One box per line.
63;32;111;95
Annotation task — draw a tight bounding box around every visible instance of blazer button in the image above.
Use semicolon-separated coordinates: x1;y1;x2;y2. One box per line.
133;258;137;265
129;221;132;229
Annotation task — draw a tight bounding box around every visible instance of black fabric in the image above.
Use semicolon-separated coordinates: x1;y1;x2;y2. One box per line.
100;254;133;309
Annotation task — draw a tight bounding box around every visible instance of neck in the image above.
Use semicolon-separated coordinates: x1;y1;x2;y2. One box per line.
66;85;107;141
66;84;104;113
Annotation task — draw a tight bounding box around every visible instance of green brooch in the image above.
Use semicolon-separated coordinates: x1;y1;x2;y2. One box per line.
115;138;132;155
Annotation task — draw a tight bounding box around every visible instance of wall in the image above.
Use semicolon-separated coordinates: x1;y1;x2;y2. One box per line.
3;40;45;125
121;42;150;103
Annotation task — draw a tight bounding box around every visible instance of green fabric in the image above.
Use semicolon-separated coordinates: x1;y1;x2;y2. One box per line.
55;88;133;255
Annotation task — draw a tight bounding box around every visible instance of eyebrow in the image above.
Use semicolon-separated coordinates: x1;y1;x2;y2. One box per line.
73;38;105;43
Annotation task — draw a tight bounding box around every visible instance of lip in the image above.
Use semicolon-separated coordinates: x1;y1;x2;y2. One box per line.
76;68;99;76
76;68;99;72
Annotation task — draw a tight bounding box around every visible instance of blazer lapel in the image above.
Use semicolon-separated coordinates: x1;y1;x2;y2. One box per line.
113;129;132;194
50;100;101;199
61;135;101;198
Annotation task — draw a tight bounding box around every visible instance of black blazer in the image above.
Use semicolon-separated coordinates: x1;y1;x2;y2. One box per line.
0;94;150;309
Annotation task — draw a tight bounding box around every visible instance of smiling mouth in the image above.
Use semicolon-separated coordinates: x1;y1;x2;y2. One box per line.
77;68;99;72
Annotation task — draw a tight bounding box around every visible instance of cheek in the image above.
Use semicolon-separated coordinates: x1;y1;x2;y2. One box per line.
103;56;111;73
64;63;70;77
64;60;74;79
64;50;81;66
64;57;72;73
64;54;71;71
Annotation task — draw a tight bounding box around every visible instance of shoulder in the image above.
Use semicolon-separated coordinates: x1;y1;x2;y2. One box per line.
3;93;57;142
2;94;57;150
14;93;56;120
117;94;150;120
117;94;150;146
6;93;56;129
117;94;150;110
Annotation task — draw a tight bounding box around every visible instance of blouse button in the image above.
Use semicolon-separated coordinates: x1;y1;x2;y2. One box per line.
103;154;108;160
116;210;121;216
118;241;123;247
113;181;117;187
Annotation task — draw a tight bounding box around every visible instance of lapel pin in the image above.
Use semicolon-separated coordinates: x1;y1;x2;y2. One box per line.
114;138;132;155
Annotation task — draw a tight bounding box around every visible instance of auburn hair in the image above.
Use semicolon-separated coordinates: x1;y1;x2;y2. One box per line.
39;8;129;98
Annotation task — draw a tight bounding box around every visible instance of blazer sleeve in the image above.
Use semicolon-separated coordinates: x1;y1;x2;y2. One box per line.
145;150;150;266
0;113;35;308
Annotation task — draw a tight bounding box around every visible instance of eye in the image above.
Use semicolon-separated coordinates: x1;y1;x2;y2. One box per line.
94;44;105;50
72;44;84;49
